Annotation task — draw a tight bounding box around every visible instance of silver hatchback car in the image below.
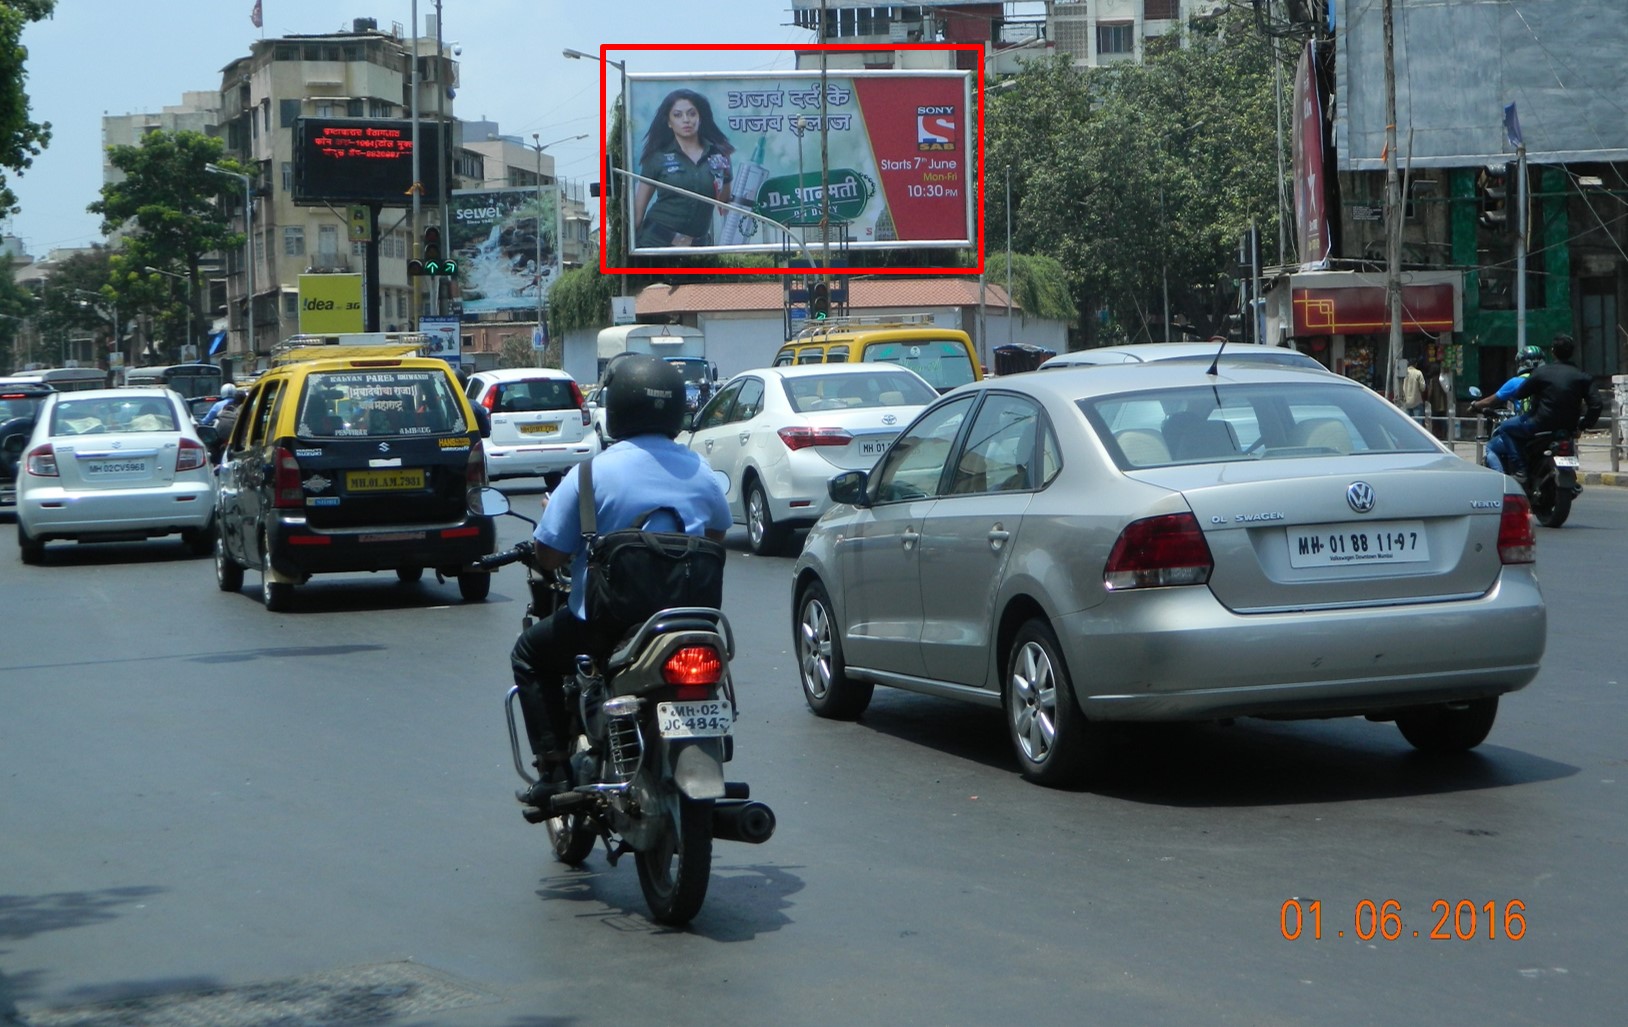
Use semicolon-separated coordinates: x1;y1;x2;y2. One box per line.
792;363;1546;785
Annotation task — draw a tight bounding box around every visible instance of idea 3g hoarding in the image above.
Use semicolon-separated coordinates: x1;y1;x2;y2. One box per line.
625;70;973;257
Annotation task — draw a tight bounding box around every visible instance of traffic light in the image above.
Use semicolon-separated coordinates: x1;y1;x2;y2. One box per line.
1477;163;1513;232
408;226;459;277
808;281;831;320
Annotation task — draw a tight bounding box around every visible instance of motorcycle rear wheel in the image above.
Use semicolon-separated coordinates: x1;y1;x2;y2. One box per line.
1530;472;1572;528
635;795;713;926
547;811;596;865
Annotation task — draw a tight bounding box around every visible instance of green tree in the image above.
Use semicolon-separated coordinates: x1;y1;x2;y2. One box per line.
0;0;54;215
985;10;1282;344
88;130;243;362
27;246;116;365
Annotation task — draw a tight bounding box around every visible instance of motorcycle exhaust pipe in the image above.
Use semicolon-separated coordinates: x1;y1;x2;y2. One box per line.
711;799;776;845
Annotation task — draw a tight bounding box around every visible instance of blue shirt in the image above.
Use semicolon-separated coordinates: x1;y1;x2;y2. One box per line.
201;396;236;424
534;435;731;618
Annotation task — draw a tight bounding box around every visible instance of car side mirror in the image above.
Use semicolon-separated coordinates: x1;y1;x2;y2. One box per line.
467;486;510;517
828;469;870;508
195;424;220;449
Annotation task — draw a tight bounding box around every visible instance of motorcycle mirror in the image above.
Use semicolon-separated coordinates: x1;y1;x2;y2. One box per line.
467;486;511;517
1468;386;1483;399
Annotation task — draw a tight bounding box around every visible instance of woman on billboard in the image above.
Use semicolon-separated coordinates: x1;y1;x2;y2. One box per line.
633;88;735;248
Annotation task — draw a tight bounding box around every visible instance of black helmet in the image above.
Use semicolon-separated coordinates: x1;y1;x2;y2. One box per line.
603;353;686;440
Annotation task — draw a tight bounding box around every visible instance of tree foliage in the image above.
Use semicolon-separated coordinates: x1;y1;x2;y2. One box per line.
985;9;1282;343
0;0;53;215
88;130;243;360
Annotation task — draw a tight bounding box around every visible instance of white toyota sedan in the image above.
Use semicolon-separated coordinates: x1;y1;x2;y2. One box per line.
15;388;218;563
683;363;939;555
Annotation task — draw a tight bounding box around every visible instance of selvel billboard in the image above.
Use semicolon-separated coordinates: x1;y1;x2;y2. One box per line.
626;71;973;255
448;187;560;316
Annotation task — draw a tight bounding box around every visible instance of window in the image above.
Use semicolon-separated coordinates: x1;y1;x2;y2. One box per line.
1144;0;1180;20
872;395;975;503
282;293;300;319
733;378;766;420
314;101;334;118
947;394;1042;495
370;99;391;118
317;224;339;260
694;380;743;430
347;99;364;117
1097;22;1134;54
283;226;305;256
278;99;300;128
282;161;294;191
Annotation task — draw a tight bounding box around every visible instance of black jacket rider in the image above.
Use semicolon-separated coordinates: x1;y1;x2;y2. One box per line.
1509;360;1604;433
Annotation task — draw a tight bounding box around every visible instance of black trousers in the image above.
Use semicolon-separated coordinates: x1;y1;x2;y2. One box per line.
509;605;616;758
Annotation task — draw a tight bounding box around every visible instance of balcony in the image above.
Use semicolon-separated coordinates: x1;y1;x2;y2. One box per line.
306;254;352;273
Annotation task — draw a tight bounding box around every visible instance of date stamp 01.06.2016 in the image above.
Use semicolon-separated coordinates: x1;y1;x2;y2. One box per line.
1280;899;1527;942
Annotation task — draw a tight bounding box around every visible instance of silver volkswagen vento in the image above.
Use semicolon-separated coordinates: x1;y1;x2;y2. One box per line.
791;363;1546;785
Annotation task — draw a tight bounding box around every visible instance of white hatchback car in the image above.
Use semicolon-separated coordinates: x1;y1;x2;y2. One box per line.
15;388;217;563
464;368;600;485
683;363;939;556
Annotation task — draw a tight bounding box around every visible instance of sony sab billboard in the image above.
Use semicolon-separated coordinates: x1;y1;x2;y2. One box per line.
448;187;560;316
625;71;973;255
293;118;442;206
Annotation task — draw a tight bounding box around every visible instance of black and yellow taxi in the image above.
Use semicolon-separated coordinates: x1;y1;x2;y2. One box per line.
771;318;982;394
212;347;495;610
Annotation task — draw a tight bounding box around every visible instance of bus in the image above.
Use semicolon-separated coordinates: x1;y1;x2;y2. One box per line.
123;363;224;401
0;367;110;392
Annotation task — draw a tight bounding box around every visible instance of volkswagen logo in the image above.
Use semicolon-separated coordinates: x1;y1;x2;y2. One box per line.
1346;481;1376;514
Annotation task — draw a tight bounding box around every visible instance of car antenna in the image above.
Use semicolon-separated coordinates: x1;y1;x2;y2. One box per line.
1205;335;1229;377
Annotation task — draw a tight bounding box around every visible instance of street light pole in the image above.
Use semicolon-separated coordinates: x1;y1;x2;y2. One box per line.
530;133;589;367
73;290;119;370
205;162;254;359
145;266;194;359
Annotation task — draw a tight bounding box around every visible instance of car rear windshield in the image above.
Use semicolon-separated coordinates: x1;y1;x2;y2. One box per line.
1080;381;1440;469
297;369;465;437
0;394;47;421
492;378;579;413
861;339;976;391
783;371;939;413
49;396;179;435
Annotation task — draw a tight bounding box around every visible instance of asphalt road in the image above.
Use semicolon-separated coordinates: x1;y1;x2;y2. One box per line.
2;484;1625;1026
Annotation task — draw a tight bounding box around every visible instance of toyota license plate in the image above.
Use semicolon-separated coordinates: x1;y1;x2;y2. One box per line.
1287;519;1429;568
859;436;895;457
346;469;426;491
656;700;734;738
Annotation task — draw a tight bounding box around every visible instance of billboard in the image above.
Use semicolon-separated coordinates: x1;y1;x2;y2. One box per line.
448;187;559;316
294;118;442;206
625;70;973;256
297;274;364;334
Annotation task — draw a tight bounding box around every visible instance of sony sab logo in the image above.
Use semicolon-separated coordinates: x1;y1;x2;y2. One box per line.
917;106;956;151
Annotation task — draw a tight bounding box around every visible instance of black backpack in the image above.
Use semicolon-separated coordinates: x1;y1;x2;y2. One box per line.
577;457;726;634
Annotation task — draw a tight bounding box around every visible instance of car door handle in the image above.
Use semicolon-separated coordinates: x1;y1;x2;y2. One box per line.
988;524;1010;551
901;527;918;551
704;438;714;452
737;431;750;444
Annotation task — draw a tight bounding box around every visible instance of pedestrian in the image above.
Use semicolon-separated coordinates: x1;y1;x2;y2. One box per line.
1399;359;1427;423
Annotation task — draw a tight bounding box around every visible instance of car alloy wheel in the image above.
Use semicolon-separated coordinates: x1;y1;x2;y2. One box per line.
794;581;871;719
1004;619;1101;786
745;478;788;556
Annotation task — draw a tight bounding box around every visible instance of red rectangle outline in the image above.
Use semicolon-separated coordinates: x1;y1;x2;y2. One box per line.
594;44;985;278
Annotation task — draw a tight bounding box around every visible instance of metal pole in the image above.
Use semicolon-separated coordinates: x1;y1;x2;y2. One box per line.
1515;144;1527;352
1382;0;1403;398
818;0;831;273
433;0;448;318
534;136;544;367
1006;164;1013;348
205;164;254;359
409;0;421;328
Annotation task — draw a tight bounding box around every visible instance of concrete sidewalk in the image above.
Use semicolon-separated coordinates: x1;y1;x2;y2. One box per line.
1442;430;1626;488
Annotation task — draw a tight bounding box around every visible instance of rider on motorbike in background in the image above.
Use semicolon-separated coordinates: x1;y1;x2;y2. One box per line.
508;354;730;809
1470;334;1603;479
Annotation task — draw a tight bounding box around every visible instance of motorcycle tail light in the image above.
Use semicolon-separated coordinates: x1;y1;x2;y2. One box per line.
1497;493;1536;564
272;445;303;508
662;645;723;686
1553;438;1575;456
25;443;58;477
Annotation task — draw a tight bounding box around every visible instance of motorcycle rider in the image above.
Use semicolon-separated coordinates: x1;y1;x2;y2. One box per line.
509;354;730;808
1470;334;1603;479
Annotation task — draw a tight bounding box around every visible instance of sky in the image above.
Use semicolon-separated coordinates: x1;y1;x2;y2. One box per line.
5;0;811;259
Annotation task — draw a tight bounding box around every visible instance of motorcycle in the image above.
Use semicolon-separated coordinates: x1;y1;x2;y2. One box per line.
1469;387;1583;528
468;487;775;926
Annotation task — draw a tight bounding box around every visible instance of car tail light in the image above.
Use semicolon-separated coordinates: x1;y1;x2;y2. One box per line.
466;440;488;488
778;426;853;451
662;645;724;686
25;443;58;477
568;380;591;426
272;445;304;509
1104;512;1214;590
1497;493;1536;564
176;438;207;471
480;389;497;412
